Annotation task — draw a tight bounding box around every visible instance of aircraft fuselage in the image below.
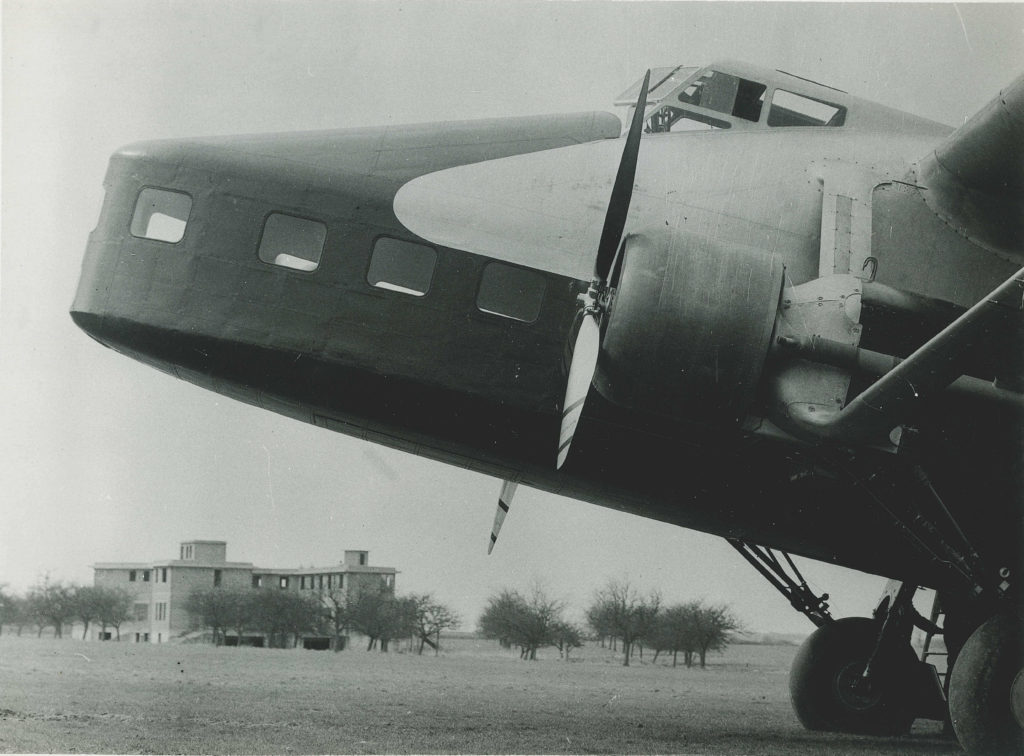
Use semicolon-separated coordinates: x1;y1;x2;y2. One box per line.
72;105;1021;590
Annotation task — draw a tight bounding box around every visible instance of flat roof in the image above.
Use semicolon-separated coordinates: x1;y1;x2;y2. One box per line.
253;564;397;575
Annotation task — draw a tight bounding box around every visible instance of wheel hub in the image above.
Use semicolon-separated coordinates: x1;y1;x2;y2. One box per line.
835;660;882;711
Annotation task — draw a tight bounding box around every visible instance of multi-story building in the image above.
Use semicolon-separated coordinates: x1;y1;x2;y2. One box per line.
91;540;396;644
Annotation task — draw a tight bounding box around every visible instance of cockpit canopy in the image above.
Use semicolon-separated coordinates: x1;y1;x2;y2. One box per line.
615;61;848;133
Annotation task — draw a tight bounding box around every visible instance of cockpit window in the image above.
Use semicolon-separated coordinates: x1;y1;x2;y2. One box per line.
258;213;327;272
768;90;846;127
677;71;766;122
130;188;192;243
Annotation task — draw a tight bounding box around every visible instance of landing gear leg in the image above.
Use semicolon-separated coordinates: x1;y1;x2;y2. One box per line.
789;616;917;734
789;581;946;735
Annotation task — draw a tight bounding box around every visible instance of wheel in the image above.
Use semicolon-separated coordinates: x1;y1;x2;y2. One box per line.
948;612;1024;756
789;617;916;735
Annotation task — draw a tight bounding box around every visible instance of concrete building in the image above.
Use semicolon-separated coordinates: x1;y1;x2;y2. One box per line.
91;540;396;644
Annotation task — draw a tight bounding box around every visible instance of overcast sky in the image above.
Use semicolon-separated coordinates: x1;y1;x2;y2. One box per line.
2;1;1022;636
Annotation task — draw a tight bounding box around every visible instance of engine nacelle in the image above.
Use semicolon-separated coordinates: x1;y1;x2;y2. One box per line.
594;229;784;424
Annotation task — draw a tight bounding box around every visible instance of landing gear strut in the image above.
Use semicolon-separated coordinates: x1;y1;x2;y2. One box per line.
789;616;918;735
787;581;945;735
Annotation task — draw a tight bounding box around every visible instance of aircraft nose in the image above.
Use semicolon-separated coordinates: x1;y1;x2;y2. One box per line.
69;139;199;356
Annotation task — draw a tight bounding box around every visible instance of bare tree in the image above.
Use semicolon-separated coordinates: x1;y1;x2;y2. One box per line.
320;586;350;652
0;585;15;637
71;585;103;640
2;594;31;636
585;599;617;650
249;590;322;648
409;593;460;655
27;579;76;638
689;601;741;668
478;585;566;660
646;603;697;667
551;620;585;660
185;588;239;645
588;580;660;666
347;587;415;652
98;589;133;640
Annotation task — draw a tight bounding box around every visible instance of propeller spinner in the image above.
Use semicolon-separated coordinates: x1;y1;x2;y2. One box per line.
557;69;651;470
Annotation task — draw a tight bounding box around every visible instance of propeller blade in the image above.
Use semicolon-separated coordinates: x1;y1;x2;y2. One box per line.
594;69;650;282
557;312;601;469
487;480;518;554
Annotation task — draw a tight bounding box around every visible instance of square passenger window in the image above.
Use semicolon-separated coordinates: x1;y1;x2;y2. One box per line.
367;237;437;296
130;188;192;243
768;90;846;127
258;213;327;272
477;262;546;323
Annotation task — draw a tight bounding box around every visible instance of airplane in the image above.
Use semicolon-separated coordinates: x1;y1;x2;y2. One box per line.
71;60;1022;754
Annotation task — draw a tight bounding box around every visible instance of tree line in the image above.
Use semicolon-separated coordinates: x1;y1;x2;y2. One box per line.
479;579;739;667
0;581;134;639
185;586;460;653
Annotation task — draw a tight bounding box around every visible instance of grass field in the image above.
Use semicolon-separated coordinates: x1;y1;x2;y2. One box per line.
0;635;957;754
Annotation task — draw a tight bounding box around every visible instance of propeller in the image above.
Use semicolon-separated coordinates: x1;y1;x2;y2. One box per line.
557;69;651;470
487;479;518;554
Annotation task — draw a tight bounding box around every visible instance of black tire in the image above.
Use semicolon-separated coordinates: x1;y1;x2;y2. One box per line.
789;617;916;735
948;612;1024;756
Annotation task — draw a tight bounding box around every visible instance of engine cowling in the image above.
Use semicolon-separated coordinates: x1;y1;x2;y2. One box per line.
593;228;785;425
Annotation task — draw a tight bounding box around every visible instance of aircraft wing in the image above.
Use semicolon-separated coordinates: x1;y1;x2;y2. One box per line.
917;73;1024;263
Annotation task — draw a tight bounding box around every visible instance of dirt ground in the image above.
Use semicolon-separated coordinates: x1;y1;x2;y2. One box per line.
0;635;958;754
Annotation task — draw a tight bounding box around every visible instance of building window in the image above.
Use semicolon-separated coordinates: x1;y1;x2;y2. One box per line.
318;575;324;590
360;554;367;566
768;89;846;127
258;213;327;272
129;570;137;582
279;577;289;589
130;188;192;243
142;570;150;582
213;569;222;588
155;602;167;621
476;263;546;323
367;237;436;296
252;575;262;588
384;575;394;589
134;603;148;621
159;567;168;583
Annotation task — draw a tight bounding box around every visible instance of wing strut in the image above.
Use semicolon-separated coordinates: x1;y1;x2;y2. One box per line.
727;538;833;627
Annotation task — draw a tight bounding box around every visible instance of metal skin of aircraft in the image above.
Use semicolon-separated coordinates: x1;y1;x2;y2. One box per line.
71;61;1022;753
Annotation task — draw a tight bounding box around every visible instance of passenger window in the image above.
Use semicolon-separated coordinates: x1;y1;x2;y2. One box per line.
477;262;546;323
258;213;327;272
768;90;846;127
677;71;766;122
367;237;437;296
130;188;192;243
